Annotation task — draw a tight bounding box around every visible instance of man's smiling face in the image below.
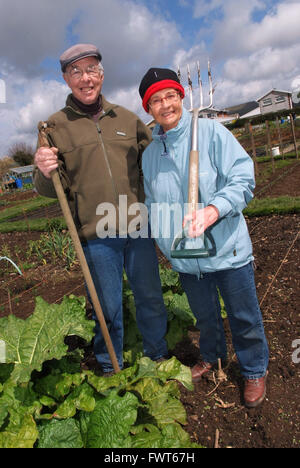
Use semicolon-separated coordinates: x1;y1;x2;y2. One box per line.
63;56;104;105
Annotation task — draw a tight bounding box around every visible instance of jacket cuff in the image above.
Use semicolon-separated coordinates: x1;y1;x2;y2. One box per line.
208;196;233;219
33;168;57;199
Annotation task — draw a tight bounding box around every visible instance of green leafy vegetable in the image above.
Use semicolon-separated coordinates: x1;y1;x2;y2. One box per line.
0;295;94;383
0;288;202;449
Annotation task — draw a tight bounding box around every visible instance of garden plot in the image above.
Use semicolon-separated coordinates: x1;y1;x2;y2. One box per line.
0;158;299;448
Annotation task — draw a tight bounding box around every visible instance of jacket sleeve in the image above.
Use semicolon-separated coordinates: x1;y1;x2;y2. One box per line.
208;121;255;218
33;129;71;199
141;148;155;219
137;118;152;164
33;166;57;198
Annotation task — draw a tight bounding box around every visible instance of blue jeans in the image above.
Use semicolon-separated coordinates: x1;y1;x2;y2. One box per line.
179;262;269;379
82;235;168;372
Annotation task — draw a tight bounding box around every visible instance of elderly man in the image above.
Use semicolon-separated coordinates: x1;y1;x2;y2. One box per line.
34;44;168;373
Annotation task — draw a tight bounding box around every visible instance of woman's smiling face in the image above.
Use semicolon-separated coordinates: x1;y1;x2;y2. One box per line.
148;88;183;132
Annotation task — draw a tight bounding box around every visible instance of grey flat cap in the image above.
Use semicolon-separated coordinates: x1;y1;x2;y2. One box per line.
60;44;102;72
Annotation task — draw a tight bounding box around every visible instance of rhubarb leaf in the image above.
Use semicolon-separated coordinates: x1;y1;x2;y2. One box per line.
0;296;94;384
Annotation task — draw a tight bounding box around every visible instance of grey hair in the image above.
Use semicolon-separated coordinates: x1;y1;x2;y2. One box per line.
98;62;104;74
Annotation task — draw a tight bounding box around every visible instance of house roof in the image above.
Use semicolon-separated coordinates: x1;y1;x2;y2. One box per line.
224;101;259;117
10;165;34;175
257;89;292;102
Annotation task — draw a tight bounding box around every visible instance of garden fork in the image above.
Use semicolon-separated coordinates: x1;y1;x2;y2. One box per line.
171;60;214;258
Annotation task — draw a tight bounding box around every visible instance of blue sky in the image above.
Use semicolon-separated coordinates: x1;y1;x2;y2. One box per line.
0;0;300;157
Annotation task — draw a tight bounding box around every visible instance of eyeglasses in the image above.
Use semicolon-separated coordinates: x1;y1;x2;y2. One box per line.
67;64;102;80
149;92;180;109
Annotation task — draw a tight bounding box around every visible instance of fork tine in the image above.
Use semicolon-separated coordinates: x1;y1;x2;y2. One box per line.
180;59;213;112
187;64;193;111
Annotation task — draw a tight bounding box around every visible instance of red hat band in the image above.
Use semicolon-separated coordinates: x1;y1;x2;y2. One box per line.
142;80;185;112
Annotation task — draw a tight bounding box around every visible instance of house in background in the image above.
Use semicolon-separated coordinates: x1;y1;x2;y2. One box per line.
257;89;293;115
198;107;239;123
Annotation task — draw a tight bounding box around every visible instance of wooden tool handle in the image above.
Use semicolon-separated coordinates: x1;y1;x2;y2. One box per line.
188;149;199;213
38;122;121;373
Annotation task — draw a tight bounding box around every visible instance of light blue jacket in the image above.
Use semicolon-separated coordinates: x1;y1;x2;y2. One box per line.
142;107;255;276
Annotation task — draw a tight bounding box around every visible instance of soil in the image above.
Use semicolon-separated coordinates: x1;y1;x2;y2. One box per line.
0;161;299;448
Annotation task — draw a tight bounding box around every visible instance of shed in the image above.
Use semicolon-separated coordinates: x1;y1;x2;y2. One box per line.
10;165;34;185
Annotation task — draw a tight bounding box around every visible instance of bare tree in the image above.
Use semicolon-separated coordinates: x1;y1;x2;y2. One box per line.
0;156;15;179
8;142;34;166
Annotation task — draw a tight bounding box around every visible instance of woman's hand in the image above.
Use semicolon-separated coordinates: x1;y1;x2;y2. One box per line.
183;205;219;238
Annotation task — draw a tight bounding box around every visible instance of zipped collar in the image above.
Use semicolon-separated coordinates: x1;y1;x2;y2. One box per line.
65;93;117;119
151;107;191;145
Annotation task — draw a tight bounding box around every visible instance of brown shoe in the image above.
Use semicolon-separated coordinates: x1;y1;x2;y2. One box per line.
244;372;268;408
191;361;214;383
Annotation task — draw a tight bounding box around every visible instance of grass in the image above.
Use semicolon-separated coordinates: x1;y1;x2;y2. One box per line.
0;217;66;233
244;196;300;217
0;196;58;223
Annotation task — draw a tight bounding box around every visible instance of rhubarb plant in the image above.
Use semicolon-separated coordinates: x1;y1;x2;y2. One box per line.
0;295;200;449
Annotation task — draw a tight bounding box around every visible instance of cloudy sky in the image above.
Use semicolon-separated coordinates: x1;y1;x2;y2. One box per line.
0;0;300;157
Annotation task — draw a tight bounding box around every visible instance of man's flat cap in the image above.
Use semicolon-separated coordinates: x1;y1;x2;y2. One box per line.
60;44;102;72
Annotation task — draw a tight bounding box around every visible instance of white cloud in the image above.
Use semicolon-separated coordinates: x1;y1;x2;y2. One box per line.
72;0;182;92
0;74;68;154
1;0;300;157
15;80;69;134
0;0;82;74
106;84;146;121
193;0;224;19
0;0;183;156
0;79;5;104
224;44;300;83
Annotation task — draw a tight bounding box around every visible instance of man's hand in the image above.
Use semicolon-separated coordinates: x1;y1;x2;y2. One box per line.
183;205;219;238
34;146;59;179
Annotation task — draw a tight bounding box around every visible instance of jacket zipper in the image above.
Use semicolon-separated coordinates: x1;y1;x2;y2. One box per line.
64;103;119;205
95;122;119;205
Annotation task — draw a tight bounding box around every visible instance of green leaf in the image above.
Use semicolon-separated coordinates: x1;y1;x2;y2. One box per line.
37;418;84;448
0;296;94;383
86;390;138;448
131;422;196;449
86;365;137;394
34;372;85;401
53;382;95;419
0;414;38;448
147;391;187;426
157;356;194;391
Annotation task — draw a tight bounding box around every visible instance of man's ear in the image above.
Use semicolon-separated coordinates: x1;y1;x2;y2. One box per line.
63;73;71;88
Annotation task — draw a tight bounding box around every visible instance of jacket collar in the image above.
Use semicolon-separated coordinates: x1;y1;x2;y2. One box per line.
152;106;191;145
65;93;117;117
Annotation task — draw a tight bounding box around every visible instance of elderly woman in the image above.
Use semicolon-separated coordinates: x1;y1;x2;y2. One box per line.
139;68;269;408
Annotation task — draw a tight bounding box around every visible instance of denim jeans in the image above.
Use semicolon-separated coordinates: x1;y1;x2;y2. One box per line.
82;234;168;372
179;262;269;379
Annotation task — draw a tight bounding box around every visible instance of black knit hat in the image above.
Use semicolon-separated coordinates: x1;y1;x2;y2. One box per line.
139;68;185;112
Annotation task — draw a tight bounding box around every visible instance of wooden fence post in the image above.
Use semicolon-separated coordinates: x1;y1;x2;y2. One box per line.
265;120;275;172
249;123;258;176
289;114;299;159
